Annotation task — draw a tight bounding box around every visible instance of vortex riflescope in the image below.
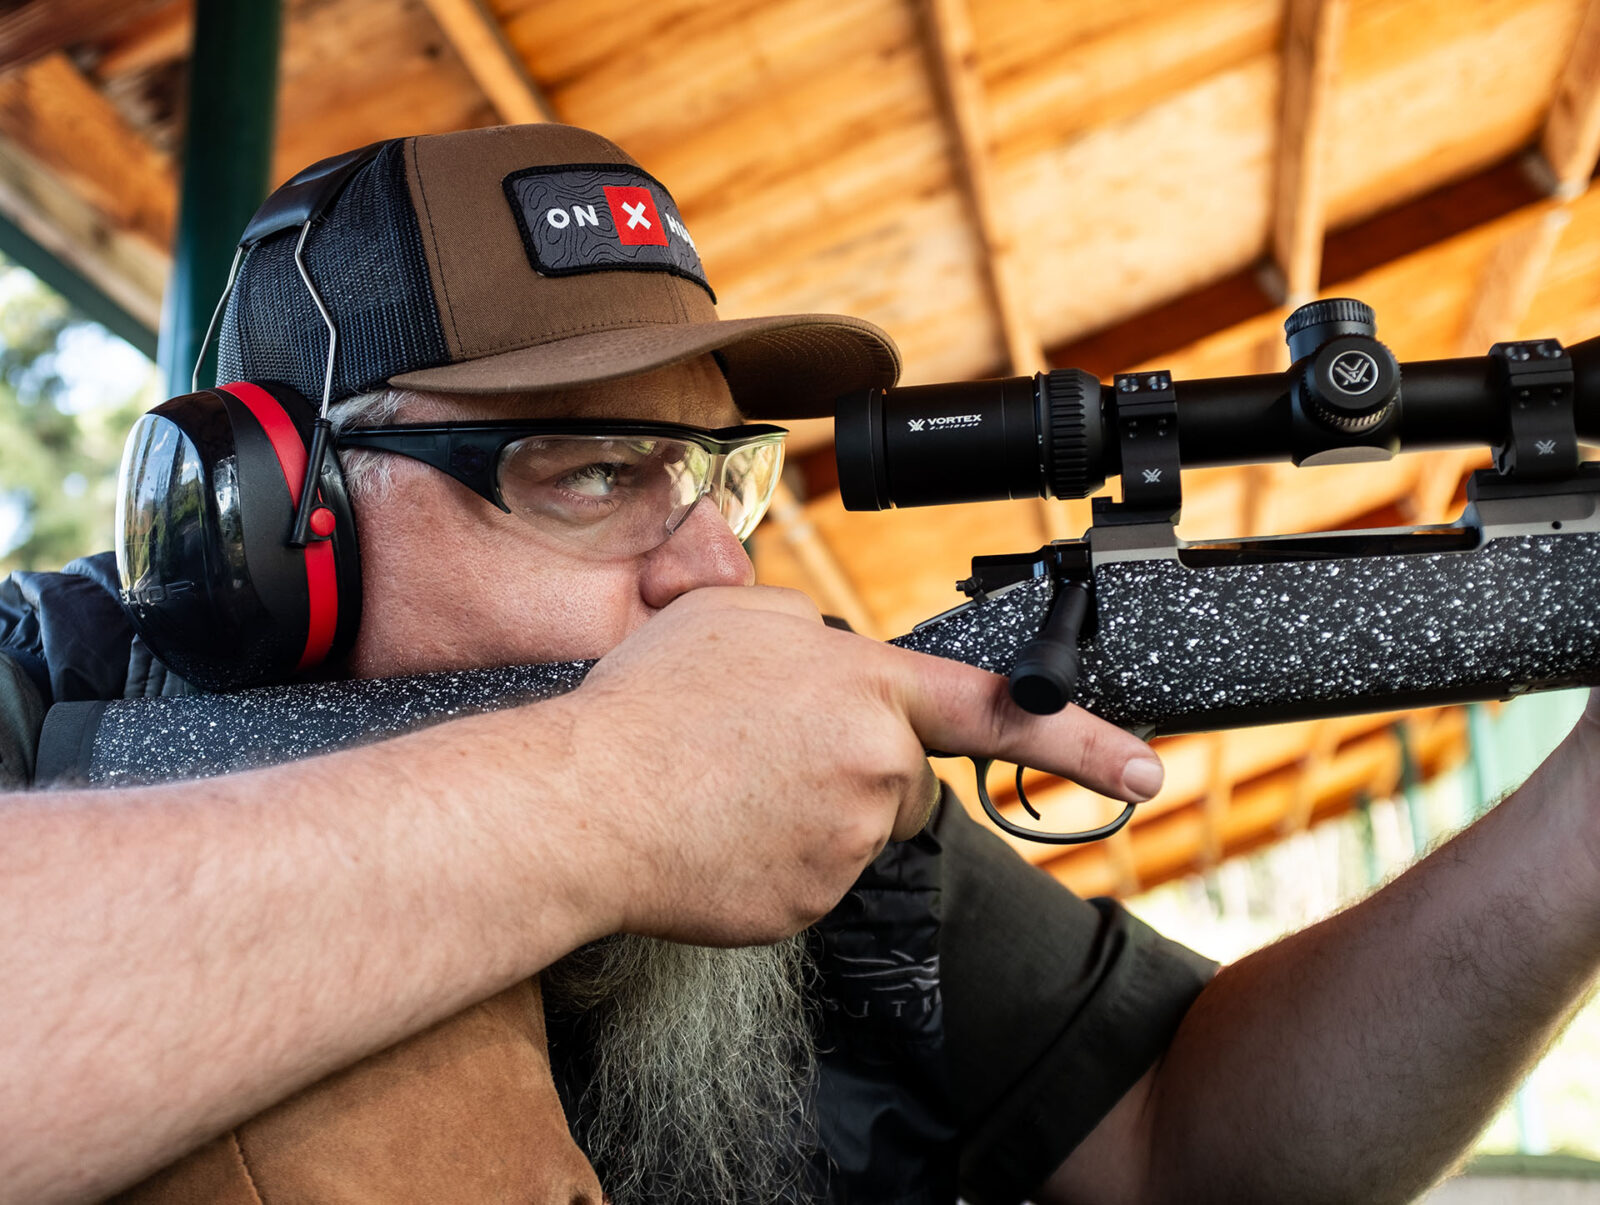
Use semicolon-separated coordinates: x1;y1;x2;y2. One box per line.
833;299;1600;512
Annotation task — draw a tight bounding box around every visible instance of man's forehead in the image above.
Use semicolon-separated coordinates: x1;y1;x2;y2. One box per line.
397;356;743;427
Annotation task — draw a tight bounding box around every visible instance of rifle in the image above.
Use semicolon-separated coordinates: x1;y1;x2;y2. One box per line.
40;300;1600;846
837;299;1600;839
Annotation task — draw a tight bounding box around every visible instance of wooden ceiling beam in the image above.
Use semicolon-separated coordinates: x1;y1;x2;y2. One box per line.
0;137;166;330
0;0;173;75
91;1;191;80
1458;203;1570;353
916;0;1046;378
766;482;880;639
1278;721;1340;837
418;0;556;125
1199;734;1232;867
0;53;175;253
1459;10;1600;355
1267;0;1350;307
1539;0;1600;198
1049;156;1541;379
1103;825;1141;898
917;0;1073;542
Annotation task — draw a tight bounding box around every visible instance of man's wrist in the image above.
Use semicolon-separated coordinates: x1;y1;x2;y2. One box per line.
504;692;635;948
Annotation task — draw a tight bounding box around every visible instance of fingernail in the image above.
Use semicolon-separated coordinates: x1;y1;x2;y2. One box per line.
1121;758;1164;801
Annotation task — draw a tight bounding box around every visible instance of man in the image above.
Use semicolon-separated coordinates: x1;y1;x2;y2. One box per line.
2;123;1599;1205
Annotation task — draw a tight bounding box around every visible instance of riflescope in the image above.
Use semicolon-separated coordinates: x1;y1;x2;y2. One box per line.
835;299;1600;511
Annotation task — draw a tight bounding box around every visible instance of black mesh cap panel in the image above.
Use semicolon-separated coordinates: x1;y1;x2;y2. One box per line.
217;140;449;405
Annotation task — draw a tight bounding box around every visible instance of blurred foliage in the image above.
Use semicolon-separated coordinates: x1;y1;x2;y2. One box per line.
0;259;152;572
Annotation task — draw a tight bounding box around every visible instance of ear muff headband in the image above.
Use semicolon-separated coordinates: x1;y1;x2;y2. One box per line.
219;381;340;671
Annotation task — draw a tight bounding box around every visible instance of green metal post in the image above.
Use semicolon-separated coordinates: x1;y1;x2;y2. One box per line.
157;0;283;398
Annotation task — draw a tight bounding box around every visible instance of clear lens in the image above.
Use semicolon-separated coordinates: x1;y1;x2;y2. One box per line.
717;439;784;539
494;432;782;556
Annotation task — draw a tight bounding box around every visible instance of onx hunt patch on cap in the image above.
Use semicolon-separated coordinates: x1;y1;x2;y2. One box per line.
502;164;713;300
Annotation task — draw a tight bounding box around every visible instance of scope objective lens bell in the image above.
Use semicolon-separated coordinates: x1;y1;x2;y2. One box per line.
834;369;1107;511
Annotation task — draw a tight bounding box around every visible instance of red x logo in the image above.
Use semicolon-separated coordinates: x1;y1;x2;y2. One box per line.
603;185;668;246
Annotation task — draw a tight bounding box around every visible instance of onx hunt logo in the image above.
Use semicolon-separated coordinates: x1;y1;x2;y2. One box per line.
907;413;983;432
504;165;713;298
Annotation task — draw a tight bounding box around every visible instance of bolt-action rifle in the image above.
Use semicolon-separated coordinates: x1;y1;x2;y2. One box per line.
41;301;1600;847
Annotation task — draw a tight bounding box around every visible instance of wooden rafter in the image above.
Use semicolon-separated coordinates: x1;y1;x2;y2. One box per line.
418;0;556;125
1199;734;1232;867
1458;203;1570;353
916;0;1071;540
1539;0;1600;198
916;0;1045;377
92;2;191;80
1103;823;1142;898
0;137;165;329
1279;721;1340;837
766;482;880;639
0;0;173;75
1268;0;1350;306
0;53;175;254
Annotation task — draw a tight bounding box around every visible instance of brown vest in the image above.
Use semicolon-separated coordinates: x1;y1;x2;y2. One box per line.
109;979;603;1204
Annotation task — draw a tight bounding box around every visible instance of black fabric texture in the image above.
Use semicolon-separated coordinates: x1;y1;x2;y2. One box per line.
216;140;449;405
0;651;44;788
0;552;134;706
937;793;1219;1204
0;551;194;787
35;699;105;786
806;815;957;1203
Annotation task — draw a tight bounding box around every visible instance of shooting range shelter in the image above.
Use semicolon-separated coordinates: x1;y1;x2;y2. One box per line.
5;0;1600;899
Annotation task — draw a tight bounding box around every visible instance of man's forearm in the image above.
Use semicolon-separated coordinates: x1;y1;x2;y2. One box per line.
1140;714;1600;1203
0;700;609;1204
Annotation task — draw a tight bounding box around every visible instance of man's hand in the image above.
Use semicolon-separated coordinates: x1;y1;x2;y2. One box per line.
572;586;1164;947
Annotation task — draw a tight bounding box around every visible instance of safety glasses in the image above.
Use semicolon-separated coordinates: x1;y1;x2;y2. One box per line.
335;419;787;557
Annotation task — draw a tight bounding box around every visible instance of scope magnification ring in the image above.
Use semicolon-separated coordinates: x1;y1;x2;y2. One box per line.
1042;369;1103;500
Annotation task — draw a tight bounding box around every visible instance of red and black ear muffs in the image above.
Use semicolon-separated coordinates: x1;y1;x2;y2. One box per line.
116;141;390;691
116;380;362;691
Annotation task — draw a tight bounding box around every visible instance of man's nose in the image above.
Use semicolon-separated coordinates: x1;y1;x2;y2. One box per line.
639;494;756;607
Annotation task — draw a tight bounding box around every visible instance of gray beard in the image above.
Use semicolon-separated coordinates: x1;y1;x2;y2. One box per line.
543;933;817;1205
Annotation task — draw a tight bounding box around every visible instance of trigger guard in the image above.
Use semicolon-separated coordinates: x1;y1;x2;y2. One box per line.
970;757;1138;845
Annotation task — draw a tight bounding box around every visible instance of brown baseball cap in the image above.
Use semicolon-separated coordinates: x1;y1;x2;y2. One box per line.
215;123;900;420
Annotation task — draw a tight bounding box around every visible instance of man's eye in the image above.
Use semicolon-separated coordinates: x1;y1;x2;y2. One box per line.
558;462;624;497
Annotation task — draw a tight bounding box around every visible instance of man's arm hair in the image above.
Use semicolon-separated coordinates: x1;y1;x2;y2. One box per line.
1041;702;1600;1204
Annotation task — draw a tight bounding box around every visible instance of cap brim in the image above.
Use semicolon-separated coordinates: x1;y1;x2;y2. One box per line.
386;312;900;421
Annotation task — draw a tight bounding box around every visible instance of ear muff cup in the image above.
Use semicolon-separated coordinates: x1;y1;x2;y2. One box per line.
116;381;362;691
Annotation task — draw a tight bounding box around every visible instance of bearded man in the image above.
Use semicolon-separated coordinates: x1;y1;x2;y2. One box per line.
4;124;1600;1205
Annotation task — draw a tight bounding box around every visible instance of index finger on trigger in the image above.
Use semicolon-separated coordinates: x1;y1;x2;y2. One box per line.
885;644;1165;803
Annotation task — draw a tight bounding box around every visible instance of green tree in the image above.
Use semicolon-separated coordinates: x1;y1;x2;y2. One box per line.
0;259;152;572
